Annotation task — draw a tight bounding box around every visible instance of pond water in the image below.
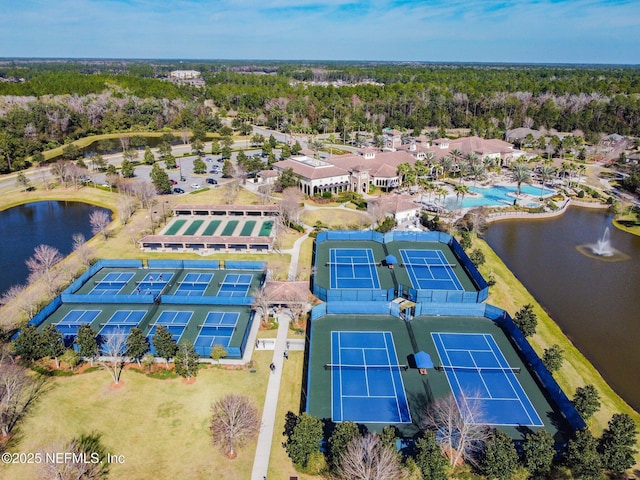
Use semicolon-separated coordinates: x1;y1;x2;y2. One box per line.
485;207;640;411
0;201;110;296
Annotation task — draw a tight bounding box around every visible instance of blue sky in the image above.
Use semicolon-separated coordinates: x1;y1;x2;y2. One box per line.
1;0;638;64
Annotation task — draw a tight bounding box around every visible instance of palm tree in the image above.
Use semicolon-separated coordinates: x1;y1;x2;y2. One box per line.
440;156;454;179
470;164;486;188
309;139;324;158
457;161;470;184
396;163;413;189
576;164;586;187
538;164;555;195
510;162;532;197
318;118;331;134
453;184;471;213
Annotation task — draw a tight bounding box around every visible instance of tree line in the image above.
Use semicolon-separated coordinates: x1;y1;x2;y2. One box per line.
1;61;640;174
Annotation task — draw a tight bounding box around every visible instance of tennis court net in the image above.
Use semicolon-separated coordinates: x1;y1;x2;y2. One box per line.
324;363;408;371
435;365;521;374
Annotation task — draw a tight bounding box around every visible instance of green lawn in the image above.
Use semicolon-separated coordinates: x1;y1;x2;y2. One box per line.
1;354;274;480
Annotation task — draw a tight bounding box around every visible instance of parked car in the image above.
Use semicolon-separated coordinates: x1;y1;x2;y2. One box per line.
206;178;218;185
170;179;178;185
173;187;185;194
191;183;201;189
209;169;220;174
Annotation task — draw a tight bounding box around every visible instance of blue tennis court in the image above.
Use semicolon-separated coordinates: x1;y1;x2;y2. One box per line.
90;272;134;295
147;310;192;349
135;272;174;296
218;274;252;297
330;331;411;423
175;273;213;296
400;249;463;291
329;248;380;290
194;312;239;353
432;332;544;426
55;309;101;337
98;310;146;336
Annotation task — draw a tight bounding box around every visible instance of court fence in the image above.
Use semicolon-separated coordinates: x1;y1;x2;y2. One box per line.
147;259;220;269
314;230;489;304
310;300;586;434
223;261;266;270
484;303;586;432
162;295;253;306
61;294;154;304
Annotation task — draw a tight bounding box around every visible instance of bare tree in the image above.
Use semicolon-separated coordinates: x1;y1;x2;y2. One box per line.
278;187;303;227
40;434;110;480
26;244;62;288
367;200;387;228
421;392;488;467
335;433;406;480
250;288;273;328
50;160;71;187
130;180;157;211
0;360;49;437
210;394;260;459
99;329;128;385
117;194;137;225
222;180;240;205
72;233;94;268
89;210;111;240
119;135;130;151
0;284;41;323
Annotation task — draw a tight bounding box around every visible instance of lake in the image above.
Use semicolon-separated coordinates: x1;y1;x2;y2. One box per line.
0;201;110;296
485;207;640;411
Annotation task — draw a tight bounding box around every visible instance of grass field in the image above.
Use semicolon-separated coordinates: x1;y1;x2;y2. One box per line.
1;353;274;480
300;208;369;230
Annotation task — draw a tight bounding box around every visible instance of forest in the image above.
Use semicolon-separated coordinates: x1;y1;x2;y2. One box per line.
0;59;639;174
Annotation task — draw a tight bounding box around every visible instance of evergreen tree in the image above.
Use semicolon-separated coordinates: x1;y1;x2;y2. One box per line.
328;421;360;469
173;341;200;380
75;323;99;365
221;146;231;159
268;134;277;148
481;429;519;480
193;156;206;174
281;143;291;158
522;429;555;478
276;167;299;191
164;154;176;170
152;325;177;366
120;158;135;178
598;413;638;476
149;163;172;194
415;430;447;480
41;324;65;368
565;428;602;480
143;146;155;165
125;327;149;366
572;384;601;421
513;303;538;337
542;344;564;372
13;324;44;362
291;141;302;155
285;413;324;470
210;139;221;155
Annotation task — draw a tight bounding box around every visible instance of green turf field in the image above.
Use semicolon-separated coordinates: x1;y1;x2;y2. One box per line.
202;220;221;235
184;220;204;235
239;220;256;236
221;220;238;236
164;219;186;235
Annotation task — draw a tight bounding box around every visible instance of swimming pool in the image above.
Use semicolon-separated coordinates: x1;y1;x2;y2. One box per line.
444;184;554;209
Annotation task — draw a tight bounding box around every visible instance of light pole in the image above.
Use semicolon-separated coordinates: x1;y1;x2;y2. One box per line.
151;211;156;235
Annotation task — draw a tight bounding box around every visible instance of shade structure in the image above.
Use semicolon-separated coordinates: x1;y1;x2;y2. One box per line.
385;254;398;265
414;351;434;369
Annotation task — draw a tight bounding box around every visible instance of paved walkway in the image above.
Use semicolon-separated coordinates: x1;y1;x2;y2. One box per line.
251;311;290;480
